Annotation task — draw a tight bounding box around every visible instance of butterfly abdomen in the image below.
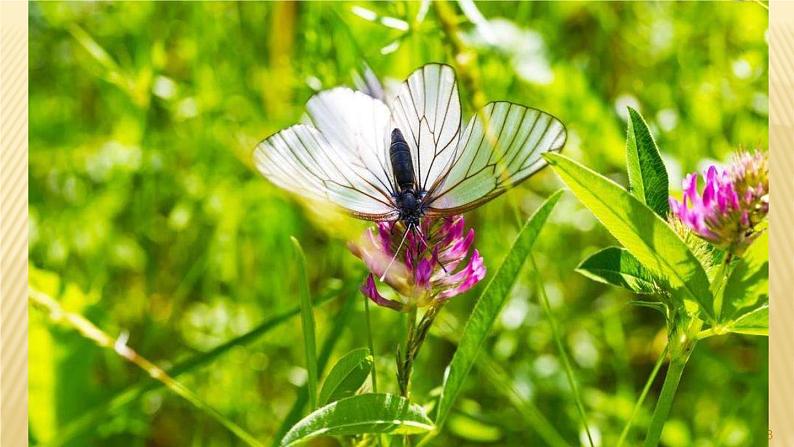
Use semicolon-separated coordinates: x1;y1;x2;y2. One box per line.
390;128;415;191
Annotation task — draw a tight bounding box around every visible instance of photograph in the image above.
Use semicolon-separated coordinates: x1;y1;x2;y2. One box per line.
25;1;769;446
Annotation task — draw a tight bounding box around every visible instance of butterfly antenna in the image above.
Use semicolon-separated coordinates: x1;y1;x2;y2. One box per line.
380;224;410;282
437;258;449;275
415;225;429;251
412;224;449;275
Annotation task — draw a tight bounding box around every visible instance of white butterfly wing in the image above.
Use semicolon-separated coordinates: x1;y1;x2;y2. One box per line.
425;102;566;214
390;64;462;192
254;88;398;221
306;87;397;196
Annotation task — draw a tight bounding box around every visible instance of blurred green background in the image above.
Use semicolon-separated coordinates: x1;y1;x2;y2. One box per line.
29;1;768;446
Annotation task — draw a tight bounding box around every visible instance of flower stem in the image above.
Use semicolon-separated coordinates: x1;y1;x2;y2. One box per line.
397;306;441;399
712;252;734;320
617;344;668;447
363;296;386;447
642;355;689;447
642;316;699;447
642;250;734;445
363;294;378;393
397;309;420;447
398;308;418;398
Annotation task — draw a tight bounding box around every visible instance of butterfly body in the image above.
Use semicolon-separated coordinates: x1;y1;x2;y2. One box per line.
390;128;425;227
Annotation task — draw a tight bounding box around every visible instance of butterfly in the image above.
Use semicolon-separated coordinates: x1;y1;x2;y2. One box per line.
254;63;566;231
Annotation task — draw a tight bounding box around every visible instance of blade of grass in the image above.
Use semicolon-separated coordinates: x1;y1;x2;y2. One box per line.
50;282;351;447
617;344;668;447
291;237;319;411
477;350;570;447
430;191;562;437
432;314;570;447
29;288;264;447
272;290;357;446
529;255;594;447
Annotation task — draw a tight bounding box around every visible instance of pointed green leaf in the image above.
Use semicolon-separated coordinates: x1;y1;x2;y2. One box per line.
576;246;659;294
291;237;318;411
626;107;669;217
727;303;768;336
434;191;563;430
629;300;670;319
723;232;768;322
280;394;433;446
319;348;373;406
544;153;713;320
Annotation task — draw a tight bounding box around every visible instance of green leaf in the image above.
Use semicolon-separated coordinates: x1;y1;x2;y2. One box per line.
629;301;670;320
291;237;318;411
273;291;358;447
434;191;562;430
727;303;768;336
576;246;659;294
319;348;373;406
723;232;768;322
625;107;669;217
544;153;713;320
447;412;503;443
280;394;433;446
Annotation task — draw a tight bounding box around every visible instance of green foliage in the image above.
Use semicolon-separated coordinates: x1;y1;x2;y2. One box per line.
728;304;768;336
50;283;350;447
629;300;670;320
577;246;660;295
447;412;503;443
545;153;714;320
291;237;319;411
434;191;562;431
625;107;670;218
558;107;768;447
318;348;373;406
272;293;358;446
723;232;769;323
531;255;595;446
280;394;433;446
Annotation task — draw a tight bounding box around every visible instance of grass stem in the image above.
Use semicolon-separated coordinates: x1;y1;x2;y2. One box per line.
29;288;264;447
530;255;595;447
617;344;668;447
291;237;319;411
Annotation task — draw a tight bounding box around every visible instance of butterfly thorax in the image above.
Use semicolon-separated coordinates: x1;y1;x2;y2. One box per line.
396;189;423;227
390;128;425;227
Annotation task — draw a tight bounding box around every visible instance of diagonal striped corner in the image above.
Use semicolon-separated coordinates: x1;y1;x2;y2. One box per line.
0;1;28;446
770;1;794;446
